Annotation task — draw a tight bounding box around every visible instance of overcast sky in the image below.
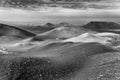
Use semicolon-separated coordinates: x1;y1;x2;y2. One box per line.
0;7;120;25
0;1;120;25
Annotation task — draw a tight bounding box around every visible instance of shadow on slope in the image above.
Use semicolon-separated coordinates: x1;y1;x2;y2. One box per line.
82;21;120;33
20;23;55;34
0;23;35;44
0;42;117;80
32;24;94;41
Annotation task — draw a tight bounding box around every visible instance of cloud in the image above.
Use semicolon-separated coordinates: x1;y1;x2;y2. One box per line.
0;7;120;25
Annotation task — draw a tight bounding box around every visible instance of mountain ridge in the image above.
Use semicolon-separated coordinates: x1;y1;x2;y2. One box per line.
0;23;35;41
82;21;120;33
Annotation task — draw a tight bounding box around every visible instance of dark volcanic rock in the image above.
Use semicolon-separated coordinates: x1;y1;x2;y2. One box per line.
0;55;82;80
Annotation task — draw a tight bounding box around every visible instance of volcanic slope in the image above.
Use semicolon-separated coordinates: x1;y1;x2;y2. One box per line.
0;42;116;80
95;32;119;37
32;25;94;41
63;33;112;44
68;52;120;80
82;21;120;33
7;40;116;58
0;23;35;44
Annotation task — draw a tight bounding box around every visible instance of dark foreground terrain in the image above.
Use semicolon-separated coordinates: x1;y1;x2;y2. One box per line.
0;43;118;80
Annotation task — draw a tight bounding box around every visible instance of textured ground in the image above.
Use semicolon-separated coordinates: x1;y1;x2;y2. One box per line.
0;43;118;80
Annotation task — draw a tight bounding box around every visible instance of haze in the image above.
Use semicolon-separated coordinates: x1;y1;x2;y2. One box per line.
0;5;120;25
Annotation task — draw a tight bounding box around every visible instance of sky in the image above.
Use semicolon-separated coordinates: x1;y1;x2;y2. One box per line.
0;1;120;25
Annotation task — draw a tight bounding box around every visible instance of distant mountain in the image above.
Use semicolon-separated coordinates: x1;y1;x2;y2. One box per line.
19;22;76;35
21;24;55;34
0;23;35;38
43;23;55;28
55;22;76;28
32;23;94;41
20;41;115;57
82;21;120;33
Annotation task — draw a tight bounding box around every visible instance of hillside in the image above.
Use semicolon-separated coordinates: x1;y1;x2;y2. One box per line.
21;23;55;34
64;33;112;44
82;21;120;33
0;23;35;44
0;23;35;38
0;42;116;80
32;25;92;41
0;21;119;80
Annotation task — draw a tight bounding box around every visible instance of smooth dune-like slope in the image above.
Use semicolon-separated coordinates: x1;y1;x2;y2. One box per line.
0;23;35;37
20;23;55;34
32;25;93;41
95;32;119;37
7;41;115;58
64;33;112;44
0;23;35;44
0;43;116;80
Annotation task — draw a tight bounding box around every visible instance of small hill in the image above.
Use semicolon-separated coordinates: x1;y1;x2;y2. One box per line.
32;24;95;41
64;33;112;44
43;23;55;28
21;24;55;34
82;21;120;33
55;22;75;28
20;22;77;34
0;23;35;43
9;41;115;58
